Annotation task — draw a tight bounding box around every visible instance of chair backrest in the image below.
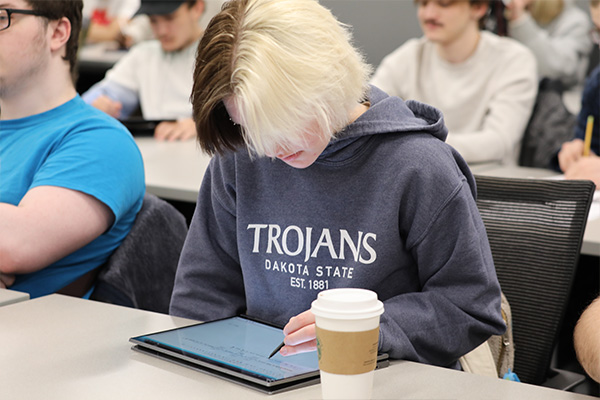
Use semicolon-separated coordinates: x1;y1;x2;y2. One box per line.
474;175;595;385
518;78;576;169
91;193;188;314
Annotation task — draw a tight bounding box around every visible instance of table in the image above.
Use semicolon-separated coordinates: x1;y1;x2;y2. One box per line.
0;294;596;400
0;288;29;306
135;137;211;203
475;165;600;257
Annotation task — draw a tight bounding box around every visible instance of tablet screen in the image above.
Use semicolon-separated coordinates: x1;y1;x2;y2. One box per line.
131;316;319;384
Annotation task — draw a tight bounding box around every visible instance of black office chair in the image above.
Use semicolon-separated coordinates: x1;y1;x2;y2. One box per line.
474;175;595;389
91;193;188;314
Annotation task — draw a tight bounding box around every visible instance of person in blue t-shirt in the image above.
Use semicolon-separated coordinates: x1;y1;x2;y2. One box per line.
0;0;145;298
557;0;600;188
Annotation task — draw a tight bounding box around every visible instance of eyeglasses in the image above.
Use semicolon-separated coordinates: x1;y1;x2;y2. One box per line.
0;8;47;32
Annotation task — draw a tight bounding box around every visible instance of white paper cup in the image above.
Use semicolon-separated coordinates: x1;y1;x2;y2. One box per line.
311;288;384;400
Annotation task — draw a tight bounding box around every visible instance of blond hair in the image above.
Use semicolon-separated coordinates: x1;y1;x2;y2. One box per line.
191;0;371;156
530;0;564;25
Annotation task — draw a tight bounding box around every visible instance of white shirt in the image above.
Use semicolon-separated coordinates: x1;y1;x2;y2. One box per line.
371;31;538;165
103;40;197;120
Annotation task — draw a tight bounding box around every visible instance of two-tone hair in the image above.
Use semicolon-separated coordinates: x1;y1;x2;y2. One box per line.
190;0;372;156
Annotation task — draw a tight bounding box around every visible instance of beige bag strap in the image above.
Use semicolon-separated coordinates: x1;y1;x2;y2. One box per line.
459;341;498;378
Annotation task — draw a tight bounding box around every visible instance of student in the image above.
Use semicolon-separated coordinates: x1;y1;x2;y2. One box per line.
83;0;140;45
0;0;145;297
371;0;538;165
169;0;505;367
505;0;592;89
82;0;205;141
574;295;600;383
556;0;600;187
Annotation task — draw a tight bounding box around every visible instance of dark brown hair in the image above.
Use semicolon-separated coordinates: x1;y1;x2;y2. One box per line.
190;0;246;155
25;0;83;75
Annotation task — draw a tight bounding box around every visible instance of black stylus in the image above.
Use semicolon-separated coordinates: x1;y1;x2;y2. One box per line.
268;341;285;359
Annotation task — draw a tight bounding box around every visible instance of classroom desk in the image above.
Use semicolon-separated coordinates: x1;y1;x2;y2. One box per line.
0;288;29;307
0;294;596;400
78;42;127;73
135;137;210;203
475;165;600;257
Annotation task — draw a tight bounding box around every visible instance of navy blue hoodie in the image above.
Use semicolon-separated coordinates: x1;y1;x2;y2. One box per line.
170;86;505;368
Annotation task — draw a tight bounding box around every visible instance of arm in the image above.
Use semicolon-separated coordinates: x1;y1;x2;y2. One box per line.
507;4;591;85
0;186;113;275
574;296;600;383
154;118;197;141
82;80;140;119
170;158;247;321
446;50;538;164
283;169;505;365
564;156;600;187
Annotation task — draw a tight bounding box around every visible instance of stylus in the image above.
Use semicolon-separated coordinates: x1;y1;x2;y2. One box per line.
268;341;285;359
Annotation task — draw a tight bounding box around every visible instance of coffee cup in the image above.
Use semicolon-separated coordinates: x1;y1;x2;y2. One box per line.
311;288;384;400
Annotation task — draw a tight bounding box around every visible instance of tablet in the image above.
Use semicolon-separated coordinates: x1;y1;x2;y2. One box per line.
130;315;320;393
130;315;388;394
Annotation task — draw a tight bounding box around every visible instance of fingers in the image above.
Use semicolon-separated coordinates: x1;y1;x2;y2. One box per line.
558;139;584;172
564;157;600;187
91;96;122;118
283;310;315;336
280;310;317;356
281;338;317;356
0;272;16;288
154;119;197;141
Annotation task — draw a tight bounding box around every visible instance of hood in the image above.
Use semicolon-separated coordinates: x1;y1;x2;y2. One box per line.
319;85;448;160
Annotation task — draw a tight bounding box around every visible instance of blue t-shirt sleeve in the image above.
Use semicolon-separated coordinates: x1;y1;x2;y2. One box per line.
29;122;145;223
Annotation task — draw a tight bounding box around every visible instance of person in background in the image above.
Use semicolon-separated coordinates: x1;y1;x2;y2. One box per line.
554;0;600;187
505;0;592;89
82;0;204;141
0;0;145;297
83;0;141;45
371;0;538;165
170;0;505;367
574;295;600;383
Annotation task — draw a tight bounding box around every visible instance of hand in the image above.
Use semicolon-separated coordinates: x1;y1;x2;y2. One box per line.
154;118;197;141
504;0;535;21
280;310;317;356
91;95;122;119
0;272;16;289
564;156;600;188
558;139;586;173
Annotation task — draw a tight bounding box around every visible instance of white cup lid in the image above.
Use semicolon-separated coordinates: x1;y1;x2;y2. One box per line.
311;288;384;320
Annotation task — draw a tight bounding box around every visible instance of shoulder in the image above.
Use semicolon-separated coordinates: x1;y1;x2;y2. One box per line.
556;2;592;27
380;37;428;63
53;97;142;161
479;32;537;73
115;40;163;65
480;31;535;60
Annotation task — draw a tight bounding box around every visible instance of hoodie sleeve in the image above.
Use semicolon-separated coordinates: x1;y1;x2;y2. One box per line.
169;157;247;321
378;156;506;366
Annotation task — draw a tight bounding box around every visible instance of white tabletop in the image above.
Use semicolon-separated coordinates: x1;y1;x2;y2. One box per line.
0;288;29;307
134;141;600;256
474;165;600;257
0;294;595;400
135;137;211;203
